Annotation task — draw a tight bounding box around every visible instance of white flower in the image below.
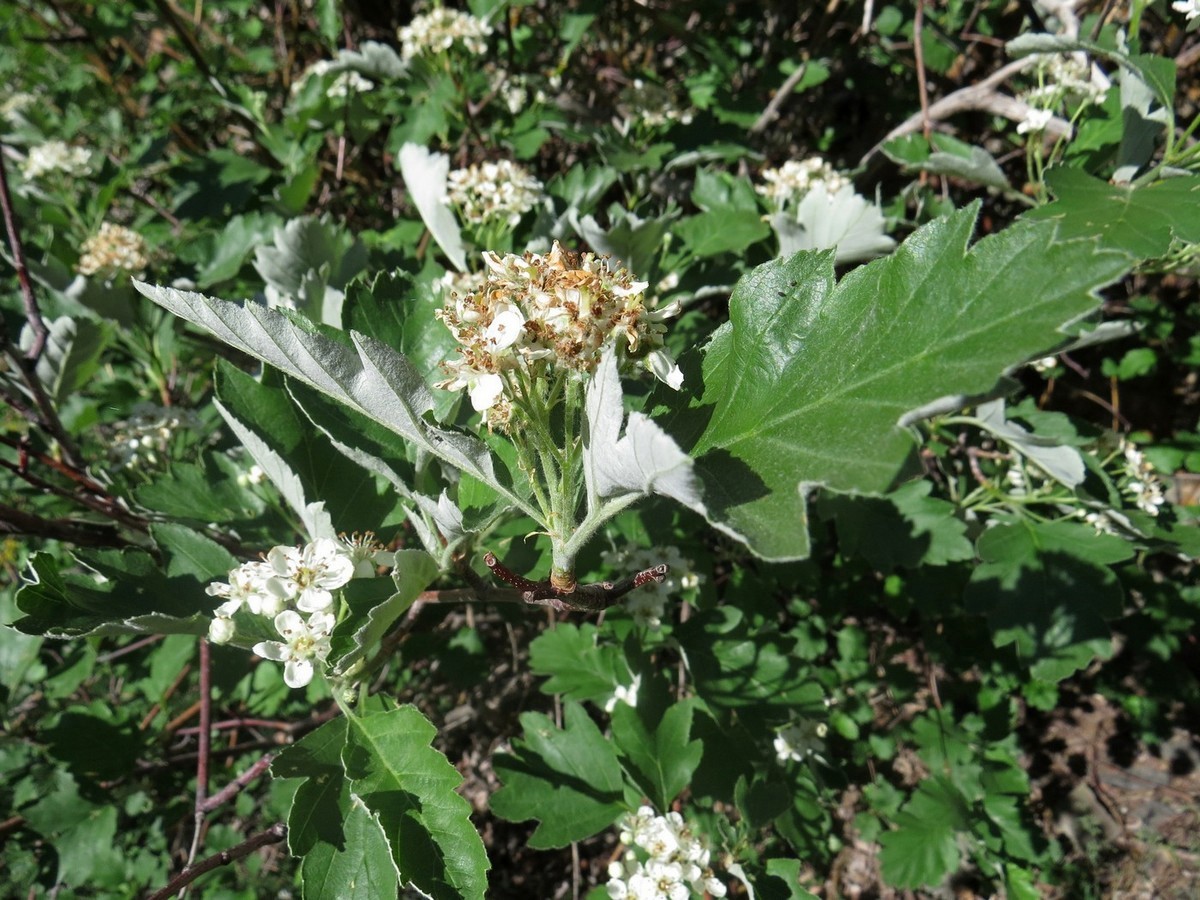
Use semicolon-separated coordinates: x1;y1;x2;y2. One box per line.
1016;107;1053;135
484;303;526;350
1173;1;1200;21
21;140;92;179
267;538;356;612
604;674;641;712
647;347;684;390
208;617;236;644
774;719;828;763
206;559;277;617
608;807;724;900
339;532;395;577
326;70;374;99
253;609;335;689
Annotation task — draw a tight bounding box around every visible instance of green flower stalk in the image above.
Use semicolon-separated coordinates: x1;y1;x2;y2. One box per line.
436;242;682;589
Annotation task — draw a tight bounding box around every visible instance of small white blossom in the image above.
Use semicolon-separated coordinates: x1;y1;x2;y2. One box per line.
326;70;374;100
603;674;641;713
774;719;828;763
206;558;279;618
436;244;681;427
1016;107;1054;135
101;402;202;471
339;531;395;577
253;609;335;689
399;8;491;61
267;538;356;612
616;78;694;131
21;140;92;179
1173;0;1200;21
208;617;236;644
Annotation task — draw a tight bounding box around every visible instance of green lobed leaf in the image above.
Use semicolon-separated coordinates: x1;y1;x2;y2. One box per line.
272;717;402;898
878;776;969;888
1024;169;1200;258
610;699;704;811
216;361;394;534
12;539;224;638
132;281;530;518
819;479;974;570
491;702;627;848
331;549;439;675
673;206;1130;560
966;519;1133;682
342;705;489;899
674;608;826;715
343;270;459;421
528;622;627;702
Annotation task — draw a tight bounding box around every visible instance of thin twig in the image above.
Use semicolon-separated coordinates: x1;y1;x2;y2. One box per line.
146;823;287;900
859;56;1049;166
186;638;213;870
749;59;809;134
199;752;276;814
913;0;932;144
0;142;46;360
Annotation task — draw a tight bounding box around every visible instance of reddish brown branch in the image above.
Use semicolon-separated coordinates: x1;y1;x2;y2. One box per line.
146;823;287;900
483;551;669;613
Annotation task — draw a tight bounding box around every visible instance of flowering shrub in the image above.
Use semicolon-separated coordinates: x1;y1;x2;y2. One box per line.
3;3;1199;900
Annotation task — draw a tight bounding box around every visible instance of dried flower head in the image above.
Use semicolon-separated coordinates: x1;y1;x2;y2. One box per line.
446;159;544;227
22;140;92;179
435;243;682;426
398;7;491;61
77;222;150;277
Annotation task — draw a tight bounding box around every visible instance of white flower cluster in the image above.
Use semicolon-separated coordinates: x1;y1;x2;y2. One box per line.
398;7;491;61
774;719;828;763
435;243;683;426
1026;54;1107;106
600;544;701;629
1121;440;1167;516
207;535;394;688
607;806;726;900
77;222;150;277
103;402;202;471
617;79;695;130
21;140;92;179
327;70;375;99
1017;53;1108;135
446;159;544;227
756;157;850;207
